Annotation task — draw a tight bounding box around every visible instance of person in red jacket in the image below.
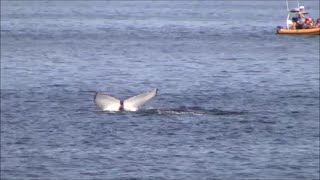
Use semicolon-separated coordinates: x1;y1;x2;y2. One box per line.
304;17;315;29
315;18;320;28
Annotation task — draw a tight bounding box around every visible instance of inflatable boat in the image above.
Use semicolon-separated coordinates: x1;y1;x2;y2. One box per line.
276;4;320;35
276;27;320;35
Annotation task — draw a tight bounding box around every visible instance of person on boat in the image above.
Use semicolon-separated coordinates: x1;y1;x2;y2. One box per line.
292;17;304;29
303;17;315;29
298;6;305;19
289;21;297;30
289;17;297;30
297;6;311;26
298;6;306;20
315;18;320;28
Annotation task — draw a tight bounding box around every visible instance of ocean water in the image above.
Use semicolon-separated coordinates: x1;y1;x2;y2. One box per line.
1;1;319;179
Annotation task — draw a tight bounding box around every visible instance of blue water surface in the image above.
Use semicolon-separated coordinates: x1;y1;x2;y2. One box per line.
1;1;319;179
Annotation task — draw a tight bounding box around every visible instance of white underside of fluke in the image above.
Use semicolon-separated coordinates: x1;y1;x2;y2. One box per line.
94;88;158;112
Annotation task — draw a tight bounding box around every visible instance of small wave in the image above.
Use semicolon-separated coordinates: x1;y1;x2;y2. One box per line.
96;107;247;116
139;106;247;116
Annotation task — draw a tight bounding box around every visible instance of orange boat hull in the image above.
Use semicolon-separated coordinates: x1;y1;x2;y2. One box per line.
276;27;320;35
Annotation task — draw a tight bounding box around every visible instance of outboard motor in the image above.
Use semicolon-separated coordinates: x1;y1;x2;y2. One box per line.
276;26;283;33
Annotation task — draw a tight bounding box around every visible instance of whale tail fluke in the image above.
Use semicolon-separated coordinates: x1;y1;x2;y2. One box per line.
94;93;121;111
123;88;158;111
94;88;158;112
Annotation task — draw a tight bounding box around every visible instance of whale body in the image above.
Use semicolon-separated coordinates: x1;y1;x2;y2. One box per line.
94;88;158;111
